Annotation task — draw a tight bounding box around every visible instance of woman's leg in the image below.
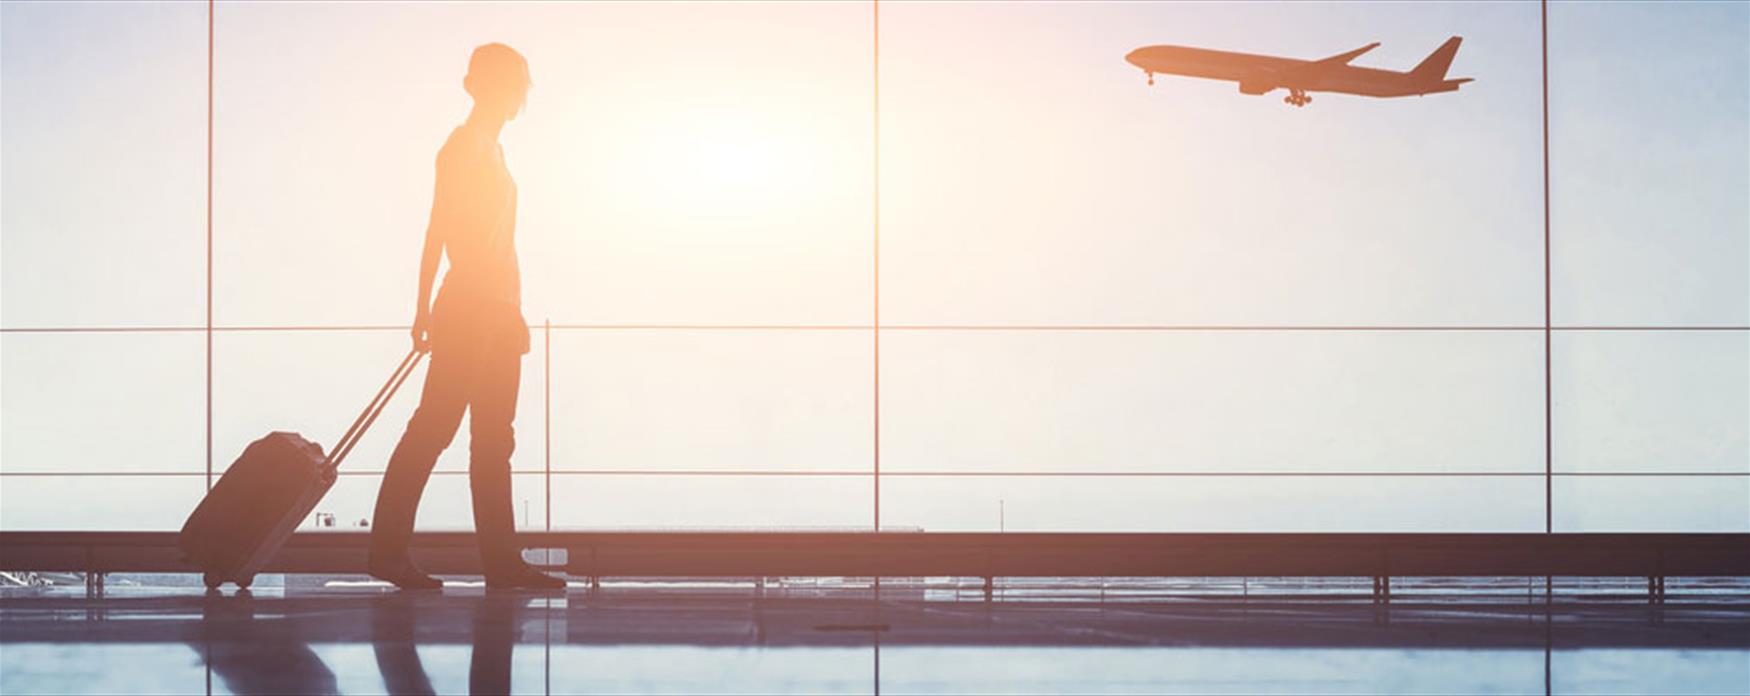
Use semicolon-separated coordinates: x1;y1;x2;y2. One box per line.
370;350;470;565
467;347;522;574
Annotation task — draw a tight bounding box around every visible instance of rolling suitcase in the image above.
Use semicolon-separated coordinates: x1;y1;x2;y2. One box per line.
180;350;425;590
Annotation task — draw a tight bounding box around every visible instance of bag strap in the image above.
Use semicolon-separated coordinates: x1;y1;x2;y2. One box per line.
325;349;425;471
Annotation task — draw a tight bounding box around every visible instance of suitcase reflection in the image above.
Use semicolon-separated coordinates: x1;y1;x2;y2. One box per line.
187;591;522;696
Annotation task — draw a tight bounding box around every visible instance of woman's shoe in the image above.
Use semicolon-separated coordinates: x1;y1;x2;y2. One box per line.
484;565;567;591
368;555;443;591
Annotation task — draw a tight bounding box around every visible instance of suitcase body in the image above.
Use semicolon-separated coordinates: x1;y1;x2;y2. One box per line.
180;351;423;590
179;432;336;590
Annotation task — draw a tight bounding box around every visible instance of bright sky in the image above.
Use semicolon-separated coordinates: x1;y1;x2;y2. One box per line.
2;1;1745;533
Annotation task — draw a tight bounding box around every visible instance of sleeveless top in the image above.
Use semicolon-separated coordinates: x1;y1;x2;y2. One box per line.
430;124;528;355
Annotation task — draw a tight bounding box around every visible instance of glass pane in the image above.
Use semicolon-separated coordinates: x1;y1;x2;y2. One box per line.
1;332;203;473
882;475;1543;532
0;475;205;531
881;331;1542;474
549;474;871;530
1553;331;1749;474
550;330;872;473
213;1;872;327
881;1;1542;325
213;330;547;475
1553;476;1749;532
0;1;206;327
1550;2;1750;326
0;473;548;533
317;473;548;533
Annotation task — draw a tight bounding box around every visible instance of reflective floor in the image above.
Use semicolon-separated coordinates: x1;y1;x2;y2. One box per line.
2;580;1748;695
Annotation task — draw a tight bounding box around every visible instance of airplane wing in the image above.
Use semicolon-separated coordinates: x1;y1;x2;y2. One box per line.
1314;42;1381;66
1266;42;1380;93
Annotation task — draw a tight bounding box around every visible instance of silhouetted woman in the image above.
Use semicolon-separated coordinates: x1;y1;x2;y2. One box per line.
369;43;563;590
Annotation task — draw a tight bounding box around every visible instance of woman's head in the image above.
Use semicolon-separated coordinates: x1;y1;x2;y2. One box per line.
464;43;531;121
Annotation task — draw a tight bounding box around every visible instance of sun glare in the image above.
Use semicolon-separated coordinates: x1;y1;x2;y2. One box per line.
625;104;828;221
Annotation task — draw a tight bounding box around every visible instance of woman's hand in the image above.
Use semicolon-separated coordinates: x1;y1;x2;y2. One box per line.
411;311;432;354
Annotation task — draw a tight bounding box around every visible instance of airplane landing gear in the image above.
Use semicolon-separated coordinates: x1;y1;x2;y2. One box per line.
1284;89;1312;107
1145;71;1155;86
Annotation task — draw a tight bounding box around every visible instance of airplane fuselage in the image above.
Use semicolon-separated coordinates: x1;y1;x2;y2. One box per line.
1124;39;1471;106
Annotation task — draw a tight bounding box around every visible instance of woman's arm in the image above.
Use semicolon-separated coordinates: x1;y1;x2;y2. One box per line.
412;143;465;352
410;219;443;353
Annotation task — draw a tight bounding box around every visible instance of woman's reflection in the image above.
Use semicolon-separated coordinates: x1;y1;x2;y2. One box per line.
191;593;339;696
369;591;525;696
371;595;437;696
470;592;519;695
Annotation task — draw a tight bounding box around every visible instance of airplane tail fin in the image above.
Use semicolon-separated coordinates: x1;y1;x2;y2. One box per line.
1410;36;1463;82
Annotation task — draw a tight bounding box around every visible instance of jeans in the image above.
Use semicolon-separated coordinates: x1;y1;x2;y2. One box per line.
370;304;526;574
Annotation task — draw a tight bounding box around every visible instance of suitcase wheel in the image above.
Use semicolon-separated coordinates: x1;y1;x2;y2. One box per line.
235;574;255;590
203;572;225;591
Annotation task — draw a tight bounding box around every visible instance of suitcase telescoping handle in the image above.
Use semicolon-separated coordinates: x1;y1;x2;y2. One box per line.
324;349;425;472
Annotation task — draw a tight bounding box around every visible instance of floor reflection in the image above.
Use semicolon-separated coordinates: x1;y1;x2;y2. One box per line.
191;593;340;696
181;590;543;696
468;591;518;696
2;585;1747;695
370;595;434;696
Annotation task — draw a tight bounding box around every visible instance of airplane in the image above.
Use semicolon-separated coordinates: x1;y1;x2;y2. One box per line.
1124;37;1472;107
